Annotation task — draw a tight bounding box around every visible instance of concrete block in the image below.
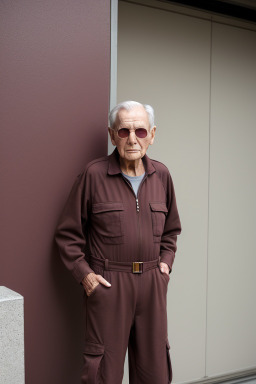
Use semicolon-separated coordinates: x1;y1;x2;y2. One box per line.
0;286;25;384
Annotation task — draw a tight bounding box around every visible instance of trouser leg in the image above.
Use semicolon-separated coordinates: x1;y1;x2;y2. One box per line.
128;265;172;384
82;267;136;384
81;262;172;384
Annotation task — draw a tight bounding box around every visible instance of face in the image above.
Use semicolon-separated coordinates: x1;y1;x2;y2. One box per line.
108;106;156;162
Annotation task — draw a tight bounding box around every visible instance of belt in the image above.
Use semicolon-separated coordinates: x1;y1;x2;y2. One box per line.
90;255;160;274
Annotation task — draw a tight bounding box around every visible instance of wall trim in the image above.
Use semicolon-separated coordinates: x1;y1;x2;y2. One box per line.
109;0;118;154
110;0;118;112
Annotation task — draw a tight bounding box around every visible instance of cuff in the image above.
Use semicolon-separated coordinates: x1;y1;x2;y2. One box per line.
72;259;95;284
160;251;175;274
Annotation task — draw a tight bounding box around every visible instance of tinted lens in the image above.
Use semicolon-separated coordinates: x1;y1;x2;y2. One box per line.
118;128;129;138
135;128;148;138
117;128;148;139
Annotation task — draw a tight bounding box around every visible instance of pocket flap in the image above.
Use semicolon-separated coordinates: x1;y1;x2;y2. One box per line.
84;342;104;355
149;202;168;213
92;202;124;214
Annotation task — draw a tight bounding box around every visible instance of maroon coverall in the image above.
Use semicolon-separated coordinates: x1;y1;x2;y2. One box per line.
55;148;181;384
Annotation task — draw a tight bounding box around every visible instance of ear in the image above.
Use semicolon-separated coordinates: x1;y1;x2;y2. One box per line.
149;126;156;145
108;127;117;146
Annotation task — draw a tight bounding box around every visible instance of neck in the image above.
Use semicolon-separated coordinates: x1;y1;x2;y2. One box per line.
120;158;145;176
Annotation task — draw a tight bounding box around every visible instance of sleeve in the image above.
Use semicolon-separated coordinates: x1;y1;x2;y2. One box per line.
54;172;95;284
160;172;182;273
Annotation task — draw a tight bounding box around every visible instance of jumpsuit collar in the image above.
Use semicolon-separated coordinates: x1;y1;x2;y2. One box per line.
108;147;156;176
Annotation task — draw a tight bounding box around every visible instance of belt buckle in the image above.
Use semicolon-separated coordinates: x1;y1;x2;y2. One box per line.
133;262;143;273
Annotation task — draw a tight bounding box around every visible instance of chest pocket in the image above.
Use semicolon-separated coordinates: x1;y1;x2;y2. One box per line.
149;202;168;242
91;202;124;244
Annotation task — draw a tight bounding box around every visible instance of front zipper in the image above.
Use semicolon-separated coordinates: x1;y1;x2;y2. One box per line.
121;174;148;260
136;198;139;212
136;174;147;261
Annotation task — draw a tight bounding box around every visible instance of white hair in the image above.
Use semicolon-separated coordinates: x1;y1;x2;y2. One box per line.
109;100;155;130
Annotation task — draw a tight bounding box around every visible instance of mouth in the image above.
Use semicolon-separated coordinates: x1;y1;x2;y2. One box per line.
126;149;139;152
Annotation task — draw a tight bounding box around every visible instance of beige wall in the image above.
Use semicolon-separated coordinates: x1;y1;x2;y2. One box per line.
116;1;256;383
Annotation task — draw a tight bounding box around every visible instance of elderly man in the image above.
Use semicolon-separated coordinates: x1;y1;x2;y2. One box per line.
55;100;181;384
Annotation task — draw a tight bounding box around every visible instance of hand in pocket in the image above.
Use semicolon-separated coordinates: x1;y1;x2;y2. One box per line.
82;272;111;296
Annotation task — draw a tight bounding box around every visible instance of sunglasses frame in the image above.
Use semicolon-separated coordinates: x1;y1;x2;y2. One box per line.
111;127;150;139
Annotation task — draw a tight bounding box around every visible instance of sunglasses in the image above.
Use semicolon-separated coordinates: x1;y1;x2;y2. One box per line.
114;128;149;139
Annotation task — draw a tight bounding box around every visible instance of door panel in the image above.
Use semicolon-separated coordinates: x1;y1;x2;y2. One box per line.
207;22;256;376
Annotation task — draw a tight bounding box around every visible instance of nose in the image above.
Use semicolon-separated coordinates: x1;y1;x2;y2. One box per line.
127;130;137;145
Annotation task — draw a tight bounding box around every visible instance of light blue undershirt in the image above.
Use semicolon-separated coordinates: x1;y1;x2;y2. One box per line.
121;172;145;197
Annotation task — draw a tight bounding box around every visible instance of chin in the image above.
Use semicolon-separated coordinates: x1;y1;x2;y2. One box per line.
125;152;141;160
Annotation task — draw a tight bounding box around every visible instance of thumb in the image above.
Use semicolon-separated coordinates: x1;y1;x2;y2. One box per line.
97;275;111;287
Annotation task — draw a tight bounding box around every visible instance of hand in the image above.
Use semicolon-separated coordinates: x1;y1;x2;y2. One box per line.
82;272;111;297
159;262;170;276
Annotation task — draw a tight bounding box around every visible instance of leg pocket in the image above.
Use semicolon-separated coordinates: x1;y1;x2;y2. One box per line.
166;340;173;383
82;342;104;384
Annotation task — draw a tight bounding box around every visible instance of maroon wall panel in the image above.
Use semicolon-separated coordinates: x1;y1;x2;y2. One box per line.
0;1;110;383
